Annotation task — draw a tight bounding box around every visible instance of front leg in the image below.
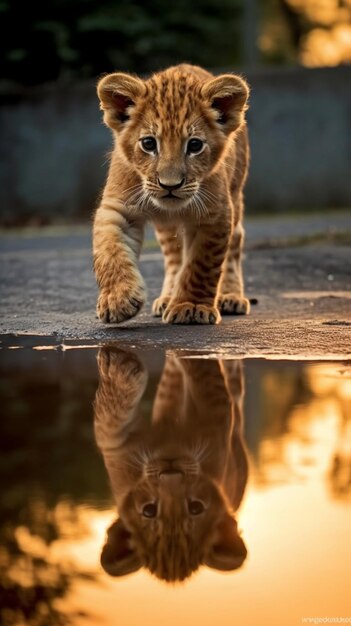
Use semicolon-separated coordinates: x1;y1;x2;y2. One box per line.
152;224;183;316
163;224;229;325
93;204;146;323
94;347;148;453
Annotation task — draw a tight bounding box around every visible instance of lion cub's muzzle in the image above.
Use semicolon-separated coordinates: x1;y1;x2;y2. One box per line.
158;470;186;499
158;177;185;199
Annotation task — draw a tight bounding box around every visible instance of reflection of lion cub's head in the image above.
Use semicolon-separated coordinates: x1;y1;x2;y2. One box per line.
94;348;248;582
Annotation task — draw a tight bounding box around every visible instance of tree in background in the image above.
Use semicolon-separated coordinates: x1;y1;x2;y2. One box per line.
0;0;242;89
261;0;351;66
1;0;349;90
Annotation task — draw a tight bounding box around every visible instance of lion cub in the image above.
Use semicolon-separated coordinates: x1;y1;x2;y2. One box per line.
93;64;250;324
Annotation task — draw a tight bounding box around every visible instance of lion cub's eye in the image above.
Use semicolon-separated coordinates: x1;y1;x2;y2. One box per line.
140;136;157;154
187;138;204;155
142;502;158;518
188;500;205;515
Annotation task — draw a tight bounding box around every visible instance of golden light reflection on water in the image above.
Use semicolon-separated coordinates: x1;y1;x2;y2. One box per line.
1;354;350;626
14;506;116;573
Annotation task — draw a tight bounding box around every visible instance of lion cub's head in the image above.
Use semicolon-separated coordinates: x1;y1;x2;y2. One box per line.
97;64;248;213
101;454;247;582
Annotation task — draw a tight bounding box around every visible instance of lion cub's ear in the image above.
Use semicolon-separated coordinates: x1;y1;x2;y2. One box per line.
204;513;247;572
201;74;249;135
97;73;146;131
100;518;142;577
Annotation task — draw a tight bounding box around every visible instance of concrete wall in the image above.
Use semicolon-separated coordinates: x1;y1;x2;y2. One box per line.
1;66;351;224
246;66;351;211
0;83;108;224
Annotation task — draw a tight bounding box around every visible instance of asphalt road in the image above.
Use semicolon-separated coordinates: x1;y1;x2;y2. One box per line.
0;212;350;359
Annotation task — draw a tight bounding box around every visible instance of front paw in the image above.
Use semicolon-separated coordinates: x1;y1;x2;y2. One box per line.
218;294;250;315
98;347;146;385
162;301;221;325
97;348;148;413
97;279;146;324
152;295;171;317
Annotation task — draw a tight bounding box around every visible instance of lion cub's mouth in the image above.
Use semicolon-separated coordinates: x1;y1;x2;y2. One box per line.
163;192;180;200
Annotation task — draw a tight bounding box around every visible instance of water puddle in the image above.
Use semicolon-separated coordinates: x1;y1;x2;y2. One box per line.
0;344;350;626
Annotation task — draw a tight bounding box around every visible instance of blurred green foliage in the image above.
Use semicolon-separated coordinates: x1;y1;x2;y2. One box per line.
0;0;242;88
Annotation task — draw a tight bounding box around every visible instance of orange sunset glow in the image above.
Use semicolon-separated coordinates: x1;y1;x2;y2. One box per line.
3;362;349;626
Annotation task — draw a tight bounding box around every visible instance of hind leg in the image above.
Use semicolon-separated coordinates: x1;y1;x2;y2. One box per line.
152;224;183;316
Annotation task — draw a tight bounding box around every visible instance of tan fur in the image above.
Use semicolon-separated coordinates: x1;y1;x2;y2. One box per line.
94;348;248;582
93;64;250;324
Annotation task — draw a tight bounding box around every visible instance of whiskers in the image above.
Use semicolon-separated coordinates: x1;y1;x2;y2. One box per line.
189;438;211;467
142;441;209;478
188;186;217;221
175;440;211;476
124;182;153;212
130;446;165;478
134;446;152;465
123;179;217;220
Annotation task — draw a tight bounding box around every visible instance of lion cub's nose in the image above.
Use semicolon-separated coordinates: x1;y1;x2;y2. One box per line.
159;469;184;488
158;178;185;191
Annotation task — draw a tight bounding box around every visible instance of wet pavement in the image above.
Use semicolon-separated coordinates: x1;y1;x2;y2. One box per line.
0;211;350;359
0;213;350;624
0;344;350;626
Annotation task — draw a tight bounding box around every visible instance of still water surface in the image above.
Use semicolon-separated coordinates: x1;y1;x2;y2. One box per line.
1;344;350;626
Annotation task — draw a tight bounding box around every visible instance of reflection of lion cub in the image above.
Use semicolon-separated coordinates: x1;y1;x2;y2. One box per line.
94;348;248;582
